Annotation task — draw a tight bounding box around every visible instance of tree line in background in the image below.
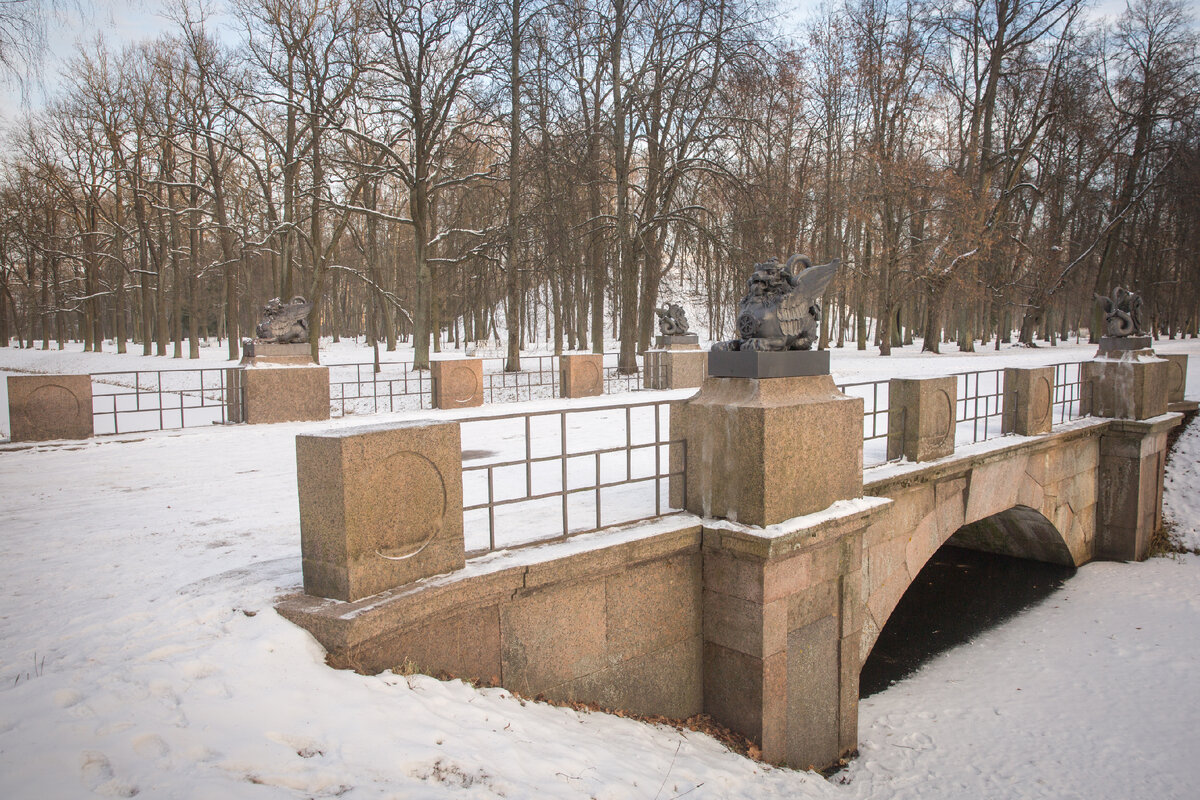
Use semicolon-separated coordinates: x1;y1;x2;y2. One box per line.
0;0;1197;370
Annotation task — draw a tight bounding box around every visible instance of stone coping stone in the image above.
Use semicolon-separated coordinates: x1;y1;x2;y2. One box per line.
1169;400;1199;413
700;496;892;561
863;415;1111;494
1096;335;1153;354
656;334;700;348
303;418;444;438
1105;411;1183;437
707;349;830;378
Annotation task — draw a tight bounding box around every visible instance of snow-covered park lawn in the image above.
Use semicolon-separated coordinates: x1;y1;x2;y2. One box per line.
2;337;1200;799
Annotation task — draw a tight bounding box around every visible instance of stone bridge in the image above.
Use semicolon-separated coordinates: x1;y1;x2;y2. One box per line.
279;351;1193;773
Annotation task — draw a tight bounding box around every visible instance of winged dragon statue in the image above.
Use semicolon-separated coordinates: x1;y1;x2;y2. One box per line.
254;296;313;344
713;255;840;352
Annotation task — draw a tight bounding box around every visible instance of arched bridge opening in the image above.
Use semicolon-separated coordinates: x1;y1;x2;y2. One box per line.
860;506;1077;698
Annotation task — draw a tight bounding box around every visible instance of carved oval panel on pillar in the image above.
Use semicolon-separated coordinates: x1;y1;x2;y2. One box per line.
431;358;483;409
28;384;81;435
7;375;94;442
369;451;448;561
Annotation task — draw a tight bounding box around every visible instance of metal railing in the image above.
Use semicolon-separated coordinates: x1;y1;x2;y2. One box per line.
1051;361;1088;424
328;361;432;416
480;355;559;404
954;368;1006;445
460;399;683;556
91;367;242;435
836;378;905;467
328;352;647;415
603;364;644;394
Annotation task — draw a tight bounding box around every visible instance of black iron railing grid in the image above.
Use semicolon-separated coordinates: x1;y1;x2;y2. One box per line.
479;355;559;404
1050;361;1088;424
642;354;668;390
603;363;644;394
460;399;683;556
954;368;1006;445
328;352;645;413
91;367;241;434
835;378;905;467
329;362;431;416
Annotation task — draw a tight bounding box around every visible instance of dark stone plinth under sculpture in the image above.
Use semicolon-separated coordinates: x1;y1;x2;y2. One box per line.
708;349;830;378
241;341;314;365
1096;335;1153;354
656;333;699;348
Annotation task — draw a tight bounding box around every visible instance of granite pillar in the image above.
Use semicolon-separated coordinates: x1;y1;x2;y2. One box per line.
701;499;889;769
671;374;863;527
1002;366;1054;436
296;420;466;601
887;376;957;462
242;365;330;424
644;336;707;390
1095;415;1180;561
559;353;604;398
1081;354;1168;421
7;374;94;441
431;357;484;409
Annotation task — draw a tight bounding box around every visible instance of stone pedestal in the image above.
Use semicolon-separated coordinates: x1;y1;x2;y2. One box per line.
701;498;889;768
559;352;604;398
296;420;465;601
241;341;314;365
644;344;707;390
431;357;483;409
671;375;863;527
708;350;830;379
7;374;94;442
887;377;957;462
1002;366;1054;436
1096;414;1180;561
242;365;330;424
1081;354;1168;420
1097;335;1153;355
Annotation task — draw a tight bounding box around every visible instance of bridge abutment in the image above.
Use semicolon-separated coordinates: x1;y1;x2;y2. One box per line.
1096;416;1178;561
1083;353;1179;561
700;500;888;768
673;372;887;768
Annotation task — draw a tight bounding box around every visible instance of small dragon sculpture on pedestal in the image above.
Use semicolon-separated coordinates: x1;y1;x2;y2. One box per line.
713;255;839;352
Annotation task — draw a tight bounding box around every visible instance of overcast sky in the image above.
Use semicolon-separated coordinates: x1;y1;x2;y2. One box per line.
0;0;1137;124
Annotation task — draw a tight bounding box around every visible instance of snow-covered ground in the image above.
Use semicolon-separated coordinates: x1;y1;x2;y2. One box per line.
2;337;1200;799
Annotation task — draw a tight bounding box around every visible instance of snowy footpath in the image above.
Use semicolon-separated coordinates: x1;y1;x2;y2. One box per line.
2;339;1200;799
